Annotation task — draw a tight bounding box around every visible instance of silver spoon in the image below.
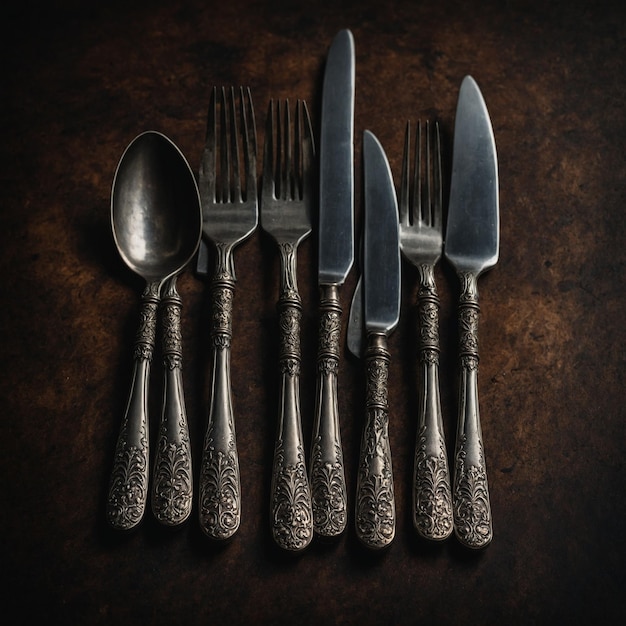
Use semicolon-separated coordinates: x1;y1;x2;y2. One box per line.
107;131;201;530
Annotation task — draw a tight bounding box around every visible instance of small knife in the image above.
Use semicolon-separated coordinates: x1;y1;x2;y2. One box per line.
310;29;354;539
353;130;401;549
444;75;499;549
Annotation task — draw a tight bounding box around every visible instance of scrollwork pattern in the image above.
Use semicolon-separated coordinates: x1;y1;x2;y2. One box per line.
211;285;234;344
453;435;492;548
413;427;453;540
271;443;313;551
318;309;341;358
107;440;148;530
355;407;395;548
152;431;192;526
199;435;240;540
133;292;158;361
279;304;301;361
366;355;388;407
310;439;347;536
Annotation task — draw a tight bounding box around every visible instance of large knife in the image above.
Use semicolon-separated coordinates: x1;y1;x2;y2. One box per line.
354;130;401;549
310;29;354;539
444;75;498;549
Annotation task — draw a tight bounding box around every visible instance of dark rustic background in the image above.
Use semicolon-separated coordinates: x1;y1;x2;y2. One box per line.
2;0;625;623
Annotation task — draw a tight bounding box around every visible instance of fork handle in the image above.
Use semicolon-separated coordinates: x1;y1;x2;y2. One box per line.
413;265;453;540
199;247;241;540
107;282;159;530
355;332;395;549
311;285;348;538
453;271;493;549
151;277;193;527
270;243;313;551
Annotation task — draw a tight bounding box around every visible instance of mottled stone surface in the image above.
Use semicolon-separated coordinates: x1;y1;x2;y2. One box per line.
1;0;625;623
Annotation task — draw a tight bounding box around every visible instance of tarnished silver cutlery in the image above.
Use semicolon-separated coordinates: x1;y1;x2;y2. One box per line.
352;130;401;549
399;120;453;541
261;99;315;552
445;76;499;549
196;86;258;540
310;29;354;539
108;131;201;531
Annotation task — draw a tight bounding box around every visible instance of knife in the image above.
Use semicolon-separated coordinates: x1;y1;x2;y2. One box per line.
353;130;401;549
310;29;354;539
444;75;498;549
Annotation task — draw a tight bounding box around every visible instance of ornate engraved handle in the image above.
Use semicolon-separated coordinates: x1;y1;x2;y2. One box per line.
107;282;159;530
198;243;241;540
151;277;193;527
310;285;348;539
413;264;453;541
453;271;493;549
355;332;395;549
270;243;313;552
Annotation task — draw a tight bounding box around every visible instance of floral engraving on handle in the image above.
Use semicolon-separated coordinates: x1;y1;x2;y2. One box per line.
417;263;440;363
132;291;158;361
310;438;347;536
271;442;313;551
413;427;453;540
458;271;480;370
318;305;341;375
107;438;148;530
199;435;240;539
152;428;192;526
211;285;234;347
453;434;492;548
161;298;183;370
355;406;395;548
279;305;301;364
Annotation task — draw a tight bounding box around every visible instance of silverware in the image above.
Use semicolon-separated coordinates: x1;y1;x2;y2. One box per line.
353;130;401;549
151;275;195;527
108;131;201;530
444;75;499;549
399;120;453;541
261;99;315;552
196;86;258;540
310;29;354;539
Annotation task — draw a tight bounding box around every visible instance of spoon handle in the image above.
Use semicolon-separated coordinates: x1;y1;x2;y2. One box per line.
107;282;159;531
151;276;193;526
199;248;241;540
270;243;313;552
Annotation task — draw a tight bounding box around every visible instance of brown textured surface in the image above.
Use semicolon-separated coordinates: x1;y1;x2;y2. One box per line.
2;0;625;623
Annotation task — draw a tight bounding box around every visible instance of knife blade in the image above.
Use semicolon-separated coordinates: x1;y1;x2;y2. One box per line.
310;29;354;539
444;75;498;549
354;130;400;549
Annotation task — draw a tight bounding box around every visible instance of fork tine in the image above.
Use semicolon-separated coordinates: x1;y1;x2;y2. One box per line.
200;87;217;204
227;87;242;203
218;87;230;203
262;99;276;201
414;120;422;227
276;100;284;200
399;121;411;226
241;87;257;203
284;101;293;200
432;121;443;232
299;100;315;205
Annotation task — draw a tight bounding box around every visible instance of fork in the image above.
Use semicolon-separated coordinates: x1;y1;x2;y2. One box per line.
196;86;258;540
261;99;314;552
399;120;453;541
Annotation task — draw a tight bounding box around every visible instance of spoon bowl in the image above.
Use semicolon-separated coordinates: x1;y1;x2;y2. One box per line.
112;131;201;284
107;131;201;531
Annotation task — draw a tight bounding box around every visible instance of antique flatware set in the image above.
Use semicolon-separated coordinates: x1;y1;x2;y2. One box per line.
106;29;499;553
